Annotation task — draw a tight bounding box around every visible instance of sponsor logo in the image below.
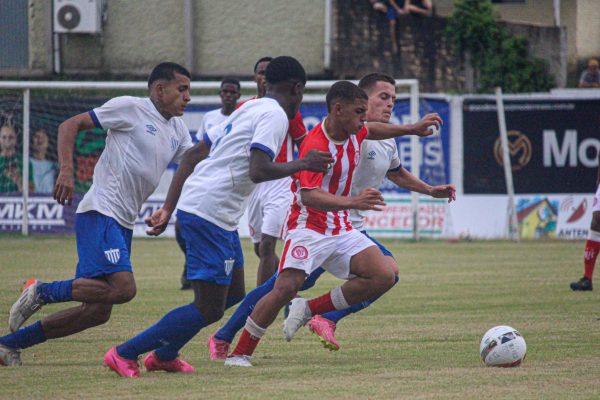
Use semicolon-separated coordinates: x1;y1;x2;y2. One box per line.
104;248;120;264
560;197;587;223
145;124;157;136
493;130;532;171
0;197;65;231
291;245;308;260
224;258;235;275
368;150;376;160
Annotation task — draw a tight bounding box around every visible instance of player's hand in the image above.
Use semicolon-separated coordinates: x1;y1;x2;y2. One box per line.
429;184;456;203
53;168;74;205
145;207;172;236
412;113;443;137
300;150;334;173
351;188;386;211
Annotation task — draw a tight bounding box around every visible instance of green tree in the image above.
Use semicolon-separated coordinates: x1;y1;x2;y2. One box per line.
446;0;554;93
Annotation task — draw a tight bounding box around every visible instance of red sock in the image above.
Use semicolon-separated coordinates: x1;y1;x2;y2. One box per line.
308;292;335;315
230;329;261;357
583;240;600;280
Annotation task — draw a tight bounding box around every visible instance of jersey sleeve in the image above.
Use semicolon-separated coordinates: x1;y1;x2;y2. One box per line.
171;120;195;164
289;112;307;142
249;109;289;160
89;96;136;132
389;142;402;171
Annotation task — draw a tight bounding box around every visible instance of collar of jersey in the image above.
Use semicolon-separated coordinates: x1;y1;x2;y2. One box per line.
145;98;170;123
321;118;347;145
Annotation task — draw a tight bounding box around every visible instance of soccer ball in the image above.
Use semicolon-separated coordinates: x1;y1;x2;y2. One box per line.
479;325;526;367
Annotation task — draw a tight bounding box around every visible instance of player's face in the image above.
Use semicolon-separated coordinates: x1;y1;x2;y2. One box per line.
254;61;270;98
0;126;17;152
288;81;305;120
160;73;191;118
336;98;368;136
220;83;241;110
366;81;396;123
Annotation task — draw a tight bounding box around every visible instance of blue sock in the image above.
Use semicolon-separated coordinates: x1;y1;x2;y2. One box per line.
0;321;47;349
301;267;325;291
116;303;206;361
214;274;277;343
38;279;73;304
322;275;399;323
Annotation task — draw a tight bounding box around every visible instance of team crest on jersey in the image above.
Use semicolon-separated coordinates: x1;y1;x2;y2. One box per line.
145;124;157;136
368;150;376;160
224;258;235;275
104;248;120;265
170;137;179;151
291;245;308;260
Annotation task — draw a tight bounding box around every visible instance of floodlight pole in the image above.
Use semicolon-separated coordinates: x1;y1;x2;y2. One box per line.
495;87;520;241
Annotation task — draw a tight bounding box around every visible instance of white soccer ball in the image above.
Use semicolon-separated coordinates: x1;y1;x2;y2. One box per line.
479;325;526;367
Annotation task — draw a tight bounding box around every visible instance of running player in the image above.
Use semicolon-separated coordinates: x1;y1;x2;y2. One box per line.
178;78;241;290
570;150;600;291
0;62;195;367
102;56;333;378
224;80;445;367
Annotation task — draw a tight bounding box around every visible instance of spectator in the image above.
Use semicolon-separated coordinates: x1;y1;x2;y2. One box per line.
0;124;33;193
387;1;409;54
31;128;58;193
578;58;600;88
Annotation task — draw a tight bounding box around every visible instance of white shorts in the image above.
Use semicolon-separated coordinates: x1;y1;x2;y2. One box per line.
247;177;293;244
279;228;376;280
594;184;600;213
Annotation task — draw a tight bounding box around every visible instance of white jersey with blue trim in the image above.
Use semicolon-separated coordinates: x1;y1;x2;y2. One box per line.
196;108;228;141
177;97;289;231
77;96;193;230
349;138;401;231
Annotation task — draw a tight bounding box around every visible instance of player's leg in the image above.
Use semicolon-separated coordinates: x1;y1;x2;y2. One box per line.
284;231;396;341
255;188;289;285
9;211;135;332
571;210;600;291
310;233;399;350
175;219;191;290
256;234;280;285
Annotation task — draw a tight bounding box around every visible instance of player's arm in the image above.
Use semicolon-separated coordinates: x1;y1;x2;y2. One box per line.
365;113;442;140
54;112;96;205
145;140;210;236
386;167;456;203
301;187;386;212
248;148;333;183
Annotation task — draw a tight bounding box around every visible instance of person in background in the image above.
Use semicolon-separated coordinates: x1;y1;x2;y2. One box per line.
578;58;600;89
0;124;33;193
31;128;58;193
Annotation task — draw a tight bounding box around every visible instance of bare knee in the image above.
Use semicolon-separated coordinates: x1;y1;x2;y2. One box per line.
272;271;304;304
112;282;136;304
80;304;112;327
258;236;277;258
194;302;224;325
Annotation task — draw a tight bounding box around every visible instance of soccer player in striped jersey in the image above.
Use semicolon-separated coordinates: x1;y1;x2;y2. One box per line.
102;56;332;378
225;80;446;367
0;62;195;368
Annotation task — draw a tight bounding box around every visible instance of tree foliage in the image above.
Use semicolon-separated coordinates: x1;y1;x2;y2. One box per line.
446;0;554;93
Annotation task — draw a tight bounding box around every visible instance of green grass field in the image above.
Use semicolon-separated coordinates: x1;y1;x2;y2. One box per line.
0;236;599;399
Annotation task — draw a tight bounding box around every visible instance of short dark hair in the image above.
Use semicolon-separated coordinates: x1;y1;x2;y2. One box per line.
221;78;241;91
254;57;273;73
147;62;191;88
358;73;395;93
265;56;306;85
325;81;368;112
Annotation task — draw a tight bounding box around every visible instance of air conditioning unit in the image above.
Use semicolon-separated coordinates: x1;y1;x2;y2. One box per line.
53;0;103;34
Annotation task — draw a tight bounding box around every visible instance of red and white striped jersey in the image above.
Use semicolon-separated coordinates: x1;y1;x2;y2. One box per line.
287;120;368;235
237;97;306;163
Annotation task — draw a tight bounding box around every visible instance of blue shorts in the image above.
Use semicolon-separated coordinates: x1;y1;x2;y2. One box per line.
361;230;394;258
177;210;244;285
75;211;133;279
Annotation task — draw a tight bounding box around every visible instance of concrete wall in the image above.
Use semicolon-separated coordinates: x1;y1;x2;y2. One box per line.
25;0;325;77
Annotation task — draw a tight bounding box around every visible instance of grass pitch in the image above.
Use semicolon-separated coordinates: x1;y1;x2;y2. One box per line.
0;236;598;399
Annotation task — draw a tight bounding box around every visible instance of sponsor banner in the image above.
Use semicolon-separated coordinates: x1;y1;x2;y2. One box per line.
361;194;450;238
449;194;595;240
463;98;600;194
0;193;77;234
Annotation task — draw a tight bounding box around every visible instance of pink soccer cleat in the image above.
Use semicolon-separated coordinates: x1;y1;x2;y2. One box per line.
143;351;195;374
207;333;230;360
103;347;140;378
308;315;340;351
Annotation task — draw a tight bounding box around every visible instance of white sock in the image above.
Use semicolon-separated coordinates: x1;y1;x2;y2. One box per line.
330;286;350;310
244;317;267;339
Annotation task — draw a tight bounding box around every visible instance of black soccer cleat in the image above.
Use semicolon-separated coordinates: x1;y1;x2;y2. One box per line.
570;276;593;291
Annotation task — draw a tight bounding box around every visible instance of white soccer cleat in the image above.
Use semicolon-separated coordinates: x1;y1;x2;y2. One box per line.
0;343;22;367
224;355;253;367
9;279;45;333
283;297;312;342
